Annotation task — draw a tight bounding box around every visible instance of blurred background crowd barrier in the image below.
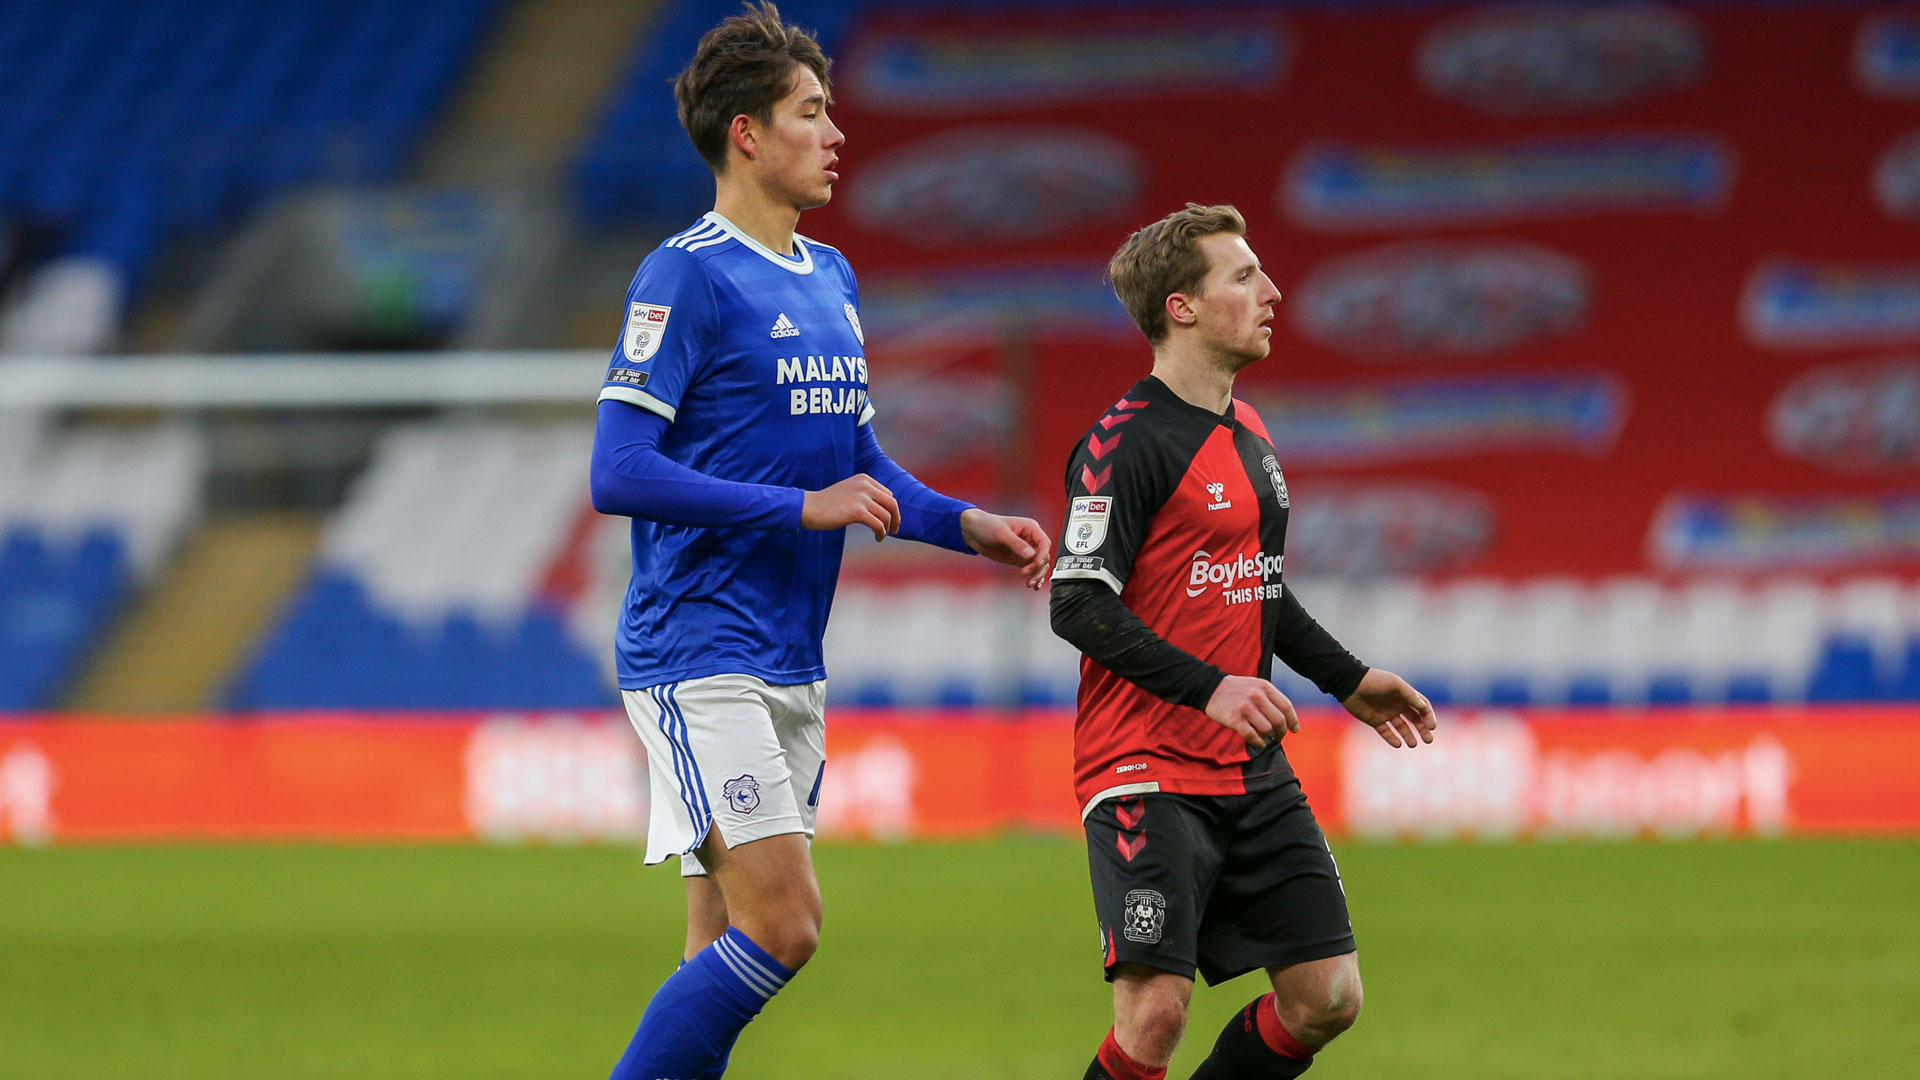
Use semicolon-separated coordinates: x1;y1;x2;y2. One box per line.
4;0;1920;844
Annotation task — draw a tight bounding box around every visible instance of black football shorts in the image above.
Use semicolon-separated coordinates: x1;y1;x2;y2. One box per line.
1084;780;1356;986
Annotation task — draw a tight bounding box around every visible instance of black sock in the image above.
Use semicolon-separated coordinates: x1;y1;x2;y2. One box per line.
1187;994;1315;1080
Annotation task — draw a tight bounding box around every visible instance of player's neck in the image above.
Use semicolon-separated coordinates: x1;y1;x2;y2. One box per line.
1149;352;1236;415
712;183;802;256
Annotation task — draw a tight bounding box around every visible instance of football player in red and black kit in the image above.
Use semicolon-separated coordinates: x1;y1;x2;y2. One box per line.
1051;204;1438;1080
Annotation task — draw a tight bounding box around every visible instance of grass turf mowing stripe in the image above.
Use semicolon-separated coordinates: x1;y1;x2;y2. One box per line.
1;839;1914;1079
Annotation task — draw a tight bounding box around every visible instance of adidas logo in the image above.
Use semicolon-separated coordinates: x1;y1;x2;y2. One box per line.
769;313;799;339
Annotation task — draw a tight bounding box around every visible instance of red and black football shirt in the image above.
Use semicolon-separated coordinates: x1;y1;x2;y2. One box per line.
1051;375;1364;812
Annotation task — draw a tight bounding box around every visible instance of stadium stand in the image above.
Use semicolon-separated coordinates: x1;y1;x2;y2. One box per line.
575;0;856;223
0;0;504;345
228;422;610;711
0;420;208;710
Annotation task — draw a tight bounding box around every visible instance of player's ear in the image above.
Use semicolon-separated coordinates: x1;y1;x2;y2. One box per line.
729;114;757;161
1166;291;1198;331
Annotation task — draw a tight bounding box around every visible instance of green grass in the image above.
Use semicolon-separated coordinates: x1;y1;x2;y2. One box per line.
3;839;1917;1078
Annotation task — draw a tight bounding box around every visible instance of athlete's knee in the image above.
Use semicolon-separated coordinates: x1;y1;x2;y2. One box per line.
1281;964;1363;1045
1114;973;1191;1063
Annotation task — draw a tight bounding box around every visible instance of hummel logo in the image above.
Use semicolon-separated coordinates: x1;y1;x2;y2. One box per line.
770;313;799;339
1206;481;1231;511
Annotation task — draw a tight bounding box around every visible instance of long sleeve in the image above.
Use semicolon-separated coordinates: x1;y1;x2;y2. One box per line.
589;399;804;528
1050;579;1227;710
1273;586;1368;700
852;421;975;554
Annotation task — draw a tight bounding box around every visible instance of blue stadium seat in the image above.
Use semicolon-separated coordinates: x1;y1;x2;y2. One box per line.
228;569;615;712
1807;635;1885;703
0;525;134;711
0;0;506;291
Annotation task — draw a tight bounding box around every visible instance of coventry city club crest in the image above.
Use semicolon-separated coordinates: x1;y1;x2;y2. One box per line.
1261;455;1290;508
723;774;762;815
1122;889;1167;944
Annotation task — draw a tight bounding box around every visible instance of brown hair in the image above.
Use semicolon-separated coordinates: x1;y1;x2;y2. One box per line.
1107;203;1248;345
673;2;833;173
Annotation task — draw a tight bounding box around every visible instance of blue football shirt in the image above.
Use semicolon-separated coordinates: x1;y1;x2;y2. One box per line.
597;212;875;690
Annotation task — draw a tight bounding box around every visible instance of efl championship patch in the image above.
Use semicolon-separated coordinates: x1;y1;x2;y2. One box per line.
607;368;650;386
1066;496;1112;555
624;302;671;363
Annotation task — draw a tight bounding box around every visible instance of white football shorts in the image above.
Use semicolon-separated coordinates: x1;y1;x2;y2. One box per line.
620;673;826;876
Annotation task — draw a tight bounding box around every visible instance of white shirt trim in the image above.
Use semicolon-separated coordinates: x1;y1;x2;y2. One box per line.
599;384;677;421
1050;565;1124;593
1081;781;1161;823
702;211;815;274
857;400;876;426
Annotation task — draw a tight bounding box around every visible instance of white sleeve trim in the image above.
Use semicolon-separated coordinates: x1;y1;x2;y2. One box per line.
858;400;876;426
1049;565;1124;593
598;385;677;421
1081;781;1162;823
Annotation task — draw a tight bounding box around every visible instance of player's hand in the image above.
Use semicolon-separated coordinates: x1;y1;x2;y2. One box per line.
801;474;900;540
1203;675;1299;750
959;509;1052;590
1341;668;1436;749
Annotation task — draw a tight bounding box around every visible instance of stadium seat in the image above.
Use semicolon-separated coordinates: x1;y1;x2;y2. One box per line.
0;0;506;331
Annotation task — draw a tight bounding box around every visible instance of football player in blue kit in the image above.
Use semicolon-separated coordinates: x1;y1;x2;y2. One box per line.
587;5;1052;1078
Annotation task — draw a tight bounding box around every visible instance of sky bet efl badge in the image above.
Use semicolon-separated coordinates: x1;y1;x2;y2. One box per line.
1066;496;1112;554
624;302;670;363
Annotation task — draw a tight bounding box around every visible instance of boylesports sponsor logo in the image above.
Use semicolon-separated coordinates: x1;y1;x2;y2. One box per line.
1874;132;1920;222
1769;358;1920;471
1419;5;1701;115
1286;482;1495;577
1650;491;1920;570
1741;260;1920;349
1283;135;1733;230
850;127;1142;246
1240;374;1625;465
1186;548;1284;604
843;20;1287;111
1293;241;1591;359
769;312;800;339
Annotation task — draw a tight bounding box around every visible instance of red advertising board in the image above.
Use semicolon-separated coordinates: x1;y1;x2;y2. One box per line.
806;5;1920;579
2;710;1917;845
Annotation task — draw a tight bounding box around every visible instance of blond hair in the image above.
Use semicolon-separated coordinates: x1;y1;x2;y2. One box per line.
1107;203;1248;345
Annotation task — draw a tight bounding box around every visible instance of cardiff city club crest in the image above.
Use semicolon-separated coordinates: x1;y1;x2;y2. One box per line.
1121;888;1167;944
844;302;864;344
723;774;762;815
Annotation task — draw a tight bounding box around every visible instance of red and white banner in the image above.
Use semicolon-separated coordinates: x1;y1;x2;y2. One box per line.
2;709;1917;845
804;5;1920;579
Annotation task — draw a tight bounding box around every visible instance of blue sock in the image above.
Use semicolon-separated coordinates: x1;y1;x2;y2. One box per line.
682;958;737;1080
608;929;794;1080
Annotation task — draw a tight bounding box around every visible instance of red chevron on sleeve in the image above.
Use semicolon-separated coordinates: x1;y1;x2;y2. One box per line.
1115;397;1149;411
1080;464;1112;494
1097;412;1137;431
1086;432;1122;460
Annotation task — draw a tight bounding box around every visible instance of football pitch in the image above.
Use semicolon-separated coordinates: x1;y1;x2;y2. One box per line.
3;838;1915;1079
